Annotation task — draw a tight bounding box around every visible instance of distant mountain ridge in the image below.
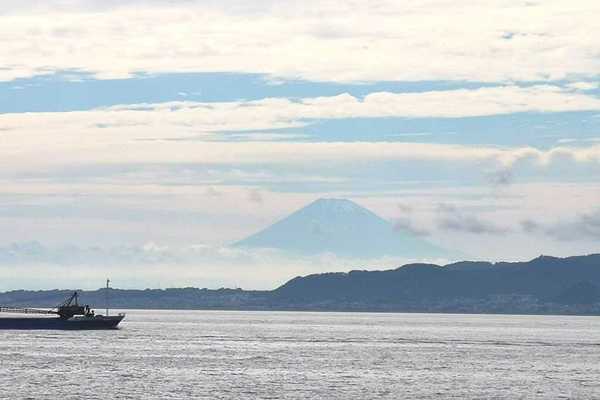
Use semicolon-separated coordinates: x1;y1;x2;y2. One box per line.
2;253;600;315
234;198;451;259
273;254;600;309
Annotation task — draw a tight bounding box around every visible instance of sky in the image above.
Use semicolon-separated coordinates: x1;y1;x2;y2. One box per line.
1;0;600;290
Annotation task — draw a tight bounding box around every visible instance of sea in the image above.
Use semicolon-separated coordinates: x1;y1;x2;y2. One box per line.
1;310;599;399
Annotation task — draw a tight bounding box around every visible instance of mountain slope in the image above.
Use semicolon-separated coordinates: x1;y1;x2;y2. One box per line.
234;198;451;259
273;253;600;306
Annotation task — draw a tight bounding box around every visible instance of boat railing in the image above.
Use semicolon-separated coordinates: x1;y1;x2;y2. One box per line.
0;307;56;315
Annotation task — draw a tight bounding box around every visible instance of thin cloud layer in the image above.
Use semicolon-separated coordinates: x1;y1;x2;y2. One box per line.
1;1;600;82
437;204;509;235
521;210;600;241
2;87;600;174
0;241;444;290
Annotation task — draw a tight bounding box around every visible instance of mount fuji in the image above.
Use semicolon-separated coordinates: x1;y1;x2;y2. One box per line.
234;198;452;259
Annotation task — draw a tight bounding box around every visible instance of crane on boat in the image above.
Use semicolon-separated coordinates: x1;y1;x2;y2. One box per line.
0;291;93;319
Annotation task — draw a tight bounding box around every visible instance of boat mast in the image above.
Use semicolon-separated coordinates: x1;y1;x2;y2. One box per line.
106;278;110;316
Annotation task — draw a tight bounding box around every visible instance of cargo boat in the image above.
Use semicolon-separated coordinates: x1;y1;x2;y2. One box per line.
0;289;124;330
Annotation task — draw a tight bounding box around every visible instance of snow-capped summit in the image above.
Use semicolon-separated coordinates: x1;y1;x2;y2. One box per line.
233;198;451;259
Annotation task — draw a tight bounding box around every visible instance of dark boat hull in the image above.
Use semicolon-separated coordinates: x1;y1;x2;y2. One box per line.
0;315;124;330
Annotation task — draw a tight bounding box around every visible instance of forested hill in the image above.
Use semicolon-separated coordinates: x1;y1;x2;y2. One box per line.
2;254;600;315
272;254;600;312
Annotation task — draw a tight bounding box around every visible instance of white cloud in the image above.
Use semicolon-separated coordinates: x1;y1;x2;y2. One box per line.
566;82;600;91
98;84;600;121
2;86;600;174
7;85;600;136
1;1;600;82
3;131;600;174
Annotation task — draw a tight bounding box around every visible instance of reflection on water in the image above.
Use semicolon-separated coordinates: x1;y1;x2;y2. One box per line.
1;310;599;399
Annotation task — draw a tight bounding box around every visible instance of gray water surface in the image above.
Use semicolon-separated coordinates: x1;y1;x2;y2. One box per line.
1;311;599;399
